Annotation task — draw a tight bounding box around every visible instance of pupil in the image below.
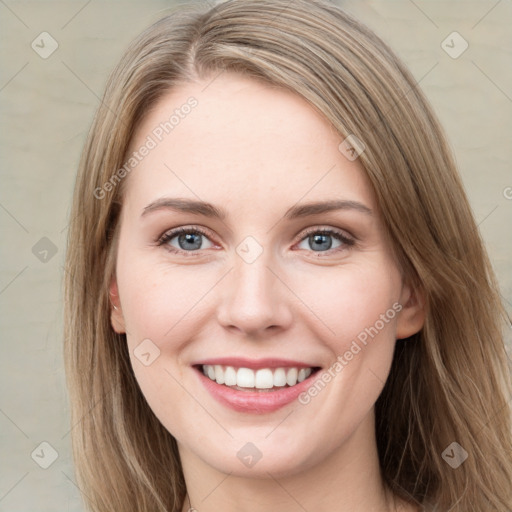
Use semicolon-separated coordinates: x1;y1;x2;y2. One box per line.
176;233;333;252
179;233;201;250
311;234;332;251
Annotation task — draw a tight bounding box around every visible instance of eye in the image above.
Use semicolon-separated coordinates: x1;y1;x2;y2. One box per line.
156;226;355;257
295;228;354;254
157;226;214;256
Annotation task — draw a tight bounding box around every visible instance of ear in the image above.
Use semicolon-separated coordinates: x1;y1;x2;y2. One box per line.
395;281;426;340
109;277;126;334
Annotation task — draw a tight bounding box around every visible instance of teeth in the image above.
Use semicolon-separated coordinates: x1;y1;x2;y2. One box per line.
224;366;237;386
255;369;273;389
273;368;287;387
237;368;255;388
201;365;314;389
286;367;298;386
214;365;224;385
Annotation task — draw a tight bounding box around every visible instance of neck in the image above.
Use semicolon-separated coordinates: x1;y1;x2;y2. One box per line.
179;410;403;512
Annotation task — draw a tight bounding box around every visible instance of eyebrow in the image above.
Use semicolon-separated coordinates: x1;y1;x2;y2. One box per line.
141;197;373;220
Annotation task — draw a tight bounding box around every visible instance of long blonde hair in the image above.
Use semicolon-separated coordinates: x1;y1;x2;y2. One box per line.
64;1;512;510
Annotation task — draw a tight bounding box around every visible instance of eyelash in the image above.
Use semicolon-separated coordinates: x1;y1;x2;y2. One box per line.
156;225;355;257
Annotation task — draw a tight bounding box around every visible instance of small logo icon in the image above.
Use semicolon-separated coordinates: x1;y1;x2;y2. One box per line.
237;442;263;468
441;32;468;59
32;237;58;263
31;32;59;59
338;134;365;161
31;441;59;469
134;338;161;366
236;236;263;264
442;441;468;468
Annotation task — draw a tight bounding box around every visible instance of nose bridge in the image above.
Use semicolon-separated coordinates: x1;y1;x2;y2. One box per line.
216;238;292;334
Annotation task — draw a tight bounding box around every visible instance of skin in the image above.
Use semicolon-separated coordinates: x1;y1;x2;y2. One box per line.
109;72;425;512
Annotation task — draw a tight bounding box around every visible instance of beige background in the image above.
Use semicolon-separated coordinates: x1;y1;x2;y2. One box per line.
0;0;511;510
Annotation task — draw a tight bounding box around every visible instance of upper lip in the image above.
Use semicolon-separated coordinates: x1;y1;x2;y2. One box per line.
192;357;320;370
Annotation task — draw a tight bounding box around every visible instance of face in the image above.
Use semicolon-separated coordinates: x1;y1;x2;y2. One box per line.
109;72;424;478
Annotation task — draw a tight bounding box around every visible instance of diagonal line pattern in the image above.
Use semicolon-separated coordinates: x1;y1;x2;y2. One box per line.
195;0;298;93
472;0;502;29
499;291;512;310
165;164;204;200
164;367;233;438
266;471;310;511
61;0;92;29
0;266;29;296
0;472;29;503
407;0;439;28
0;62;29;93
60;203;87;236
60;261;135;341
477;204;499;227
163;267;234;337
165;163;233;235
0;408;29;438
0;201;29;233
386;480;423;511
367;366;385;385
61;390;111;439
0;0;29;28
61;60;127;126
473;396;512;440
265;410;294;438
266;164;337;234
377;62;439;132
472;61;512;104
201;69;225;93
200;470;233;503
265;266;336;335
61;470;99;510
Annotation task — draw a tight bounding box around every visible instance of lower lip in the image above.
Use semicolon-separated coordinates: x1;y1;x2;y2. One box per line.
194;367;319;413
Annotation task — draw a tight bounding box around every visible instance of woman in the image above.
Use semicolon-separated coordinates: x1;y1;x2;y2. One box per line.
63;0;512;510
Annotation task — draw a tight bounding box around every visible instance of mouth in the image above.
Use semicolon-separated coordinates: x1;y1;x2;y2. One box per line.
192;362;322;413
195;364;321;392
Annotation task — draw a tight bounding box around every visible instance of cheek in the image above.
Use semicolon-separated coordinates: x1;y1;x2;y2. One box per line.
119;249;402;360
292;261;402;414
295;260;402;348
119;256;209;343
288;264;401;446
116;260;205;430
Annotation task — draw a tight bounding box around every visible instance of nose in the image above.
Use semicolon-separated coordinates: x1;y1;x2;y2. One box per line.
216;251;293;337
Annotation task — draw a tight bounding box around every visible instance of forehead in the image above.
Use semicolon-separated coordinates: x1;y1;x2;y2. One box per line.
123;72;374;216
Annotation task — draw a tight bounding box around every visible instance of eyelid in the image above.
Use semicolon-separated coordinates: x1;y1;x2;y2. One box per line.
294;225;355;244
156;225;218;255
157;224;213;242
291;226;355;257
156;224;356;257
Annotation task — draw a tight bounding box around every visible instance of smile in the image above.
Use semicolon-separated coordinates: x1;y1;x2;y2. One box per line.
192;358;322;413
201;364;316;391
